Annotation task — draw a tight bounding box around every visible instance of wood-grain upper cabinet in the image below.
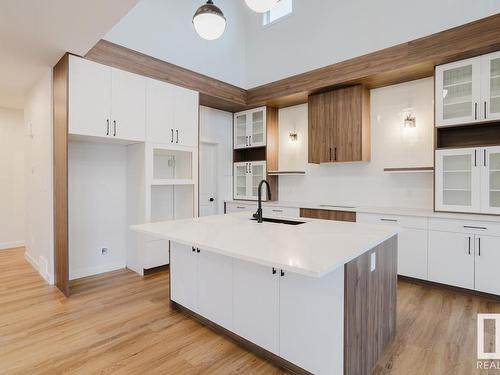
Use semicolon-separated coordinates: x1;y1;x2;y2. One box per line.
308;85;370;164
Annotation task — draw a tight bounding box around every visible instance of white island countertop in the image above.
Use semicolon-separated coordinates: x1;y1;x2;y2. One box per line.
131;212;398;278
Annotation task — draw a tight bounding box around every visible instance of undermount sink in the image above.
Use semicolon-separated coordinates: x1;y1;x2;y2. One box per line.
250;217;306;225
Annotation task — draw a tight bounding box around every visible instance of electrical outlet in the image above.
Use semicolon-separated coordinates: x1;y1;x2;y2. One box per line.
101;247;108;255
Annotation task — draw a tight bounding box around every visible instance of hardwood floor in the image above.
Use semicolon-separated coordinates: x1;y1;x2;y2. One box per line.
1;247;500;374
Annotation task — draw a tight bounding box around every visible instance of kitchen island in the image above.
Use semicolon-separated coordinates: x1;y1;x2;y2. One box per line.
131;212;398;375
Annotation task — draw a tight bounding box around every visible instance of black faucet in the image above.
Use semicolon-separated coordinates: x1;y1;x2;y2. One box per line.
253;180;271;223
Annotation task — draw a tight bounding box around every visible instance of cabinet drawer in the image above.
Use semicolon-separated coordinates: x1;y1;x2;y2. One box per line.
142;239;169;269
429;218;500;236
225;202;257;213
263;206;300;218
357;213;428;230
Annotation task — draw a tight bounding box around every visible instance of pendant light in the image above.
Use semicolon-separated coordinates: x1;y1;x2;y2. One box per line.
193;0;226;41
244;0;279;13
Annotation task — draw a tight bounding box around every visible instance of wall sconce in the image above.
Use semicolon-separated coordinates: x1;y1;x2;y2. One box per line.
404;114;416;128
289;131;298;142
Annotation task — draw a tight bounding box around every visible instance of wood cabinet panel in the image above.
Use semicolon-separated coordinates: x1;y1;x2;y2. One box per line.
308;85;370;164
300;208;356;222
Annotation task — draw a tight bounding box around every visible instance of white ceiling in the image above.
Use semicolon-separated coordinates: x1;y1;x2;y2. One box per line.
0;0;139;109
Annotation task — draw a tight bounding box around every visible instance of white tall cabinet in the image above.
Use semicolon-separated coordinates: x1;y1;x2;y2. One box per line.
68;55;199;278
436;51;500;126
435;146;500;214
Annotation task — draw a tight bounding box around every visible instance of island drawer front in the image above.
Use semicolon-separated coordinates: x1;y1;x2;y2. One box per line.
225;202;256;213
263;206;300;218
429;218;500;236
357;212;428;230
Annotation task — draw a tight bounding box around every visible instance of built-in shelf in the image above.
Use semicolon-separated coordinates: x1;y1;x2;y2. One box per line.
267;171;306;176
383;167;434;173
151;179;195;186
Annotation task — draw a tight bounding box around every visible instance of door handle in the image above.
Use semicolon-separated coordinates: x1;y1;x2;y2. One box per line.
106;119;110;135
176;129;179;144
209;198;215;202
113;120;116;136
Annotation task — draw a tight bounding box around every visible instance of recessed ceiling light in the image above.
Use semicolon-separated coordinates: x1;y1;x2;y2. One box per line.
193;0;226;41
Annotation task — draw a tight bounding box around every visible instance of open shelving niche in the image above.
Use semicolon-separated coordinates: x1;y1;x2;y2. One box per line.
127;143;198;274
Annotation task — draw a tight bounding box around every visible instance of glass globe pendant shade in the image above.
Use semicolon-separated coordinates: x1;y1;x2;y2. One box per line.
193;1;226;40
244;0;279;13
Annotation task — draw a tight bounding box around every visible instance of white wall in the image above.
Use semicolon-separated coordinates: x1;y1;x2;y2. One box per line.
23;69;54;283
278;78;434;209
68;141;128;280
245;0;500;87
199;106;233;214
0;108;25;250
105;0;247;88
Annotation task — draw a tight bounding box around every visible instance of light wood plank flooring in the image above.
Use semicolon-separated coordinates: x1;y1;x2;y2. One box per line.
1;247;500;374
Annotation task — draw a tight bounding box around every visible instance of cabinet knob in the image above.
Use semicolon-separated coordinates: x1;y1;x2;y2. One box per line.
280;270;285;277
192;247;196;252
197;248;200;253
272;267;277;275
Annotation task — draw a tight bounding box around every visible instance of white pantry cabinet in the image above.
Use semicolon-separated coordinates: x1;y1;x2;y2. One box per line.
233;161;267;201
146;78;198;147
170;243;233;329
436;51;500;127
435;146;500;214
234;107;267;149
233;260;280;354
68;55;146;142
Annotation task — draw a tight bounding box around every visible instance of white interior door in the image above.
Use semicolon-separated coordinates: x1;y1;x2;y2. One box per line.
111;68;146;141
435;57;481;127
68;56;111;138
435;148;481;213
199;142;218;216
481;51;500;121
474;235;500;295
481;146;500;214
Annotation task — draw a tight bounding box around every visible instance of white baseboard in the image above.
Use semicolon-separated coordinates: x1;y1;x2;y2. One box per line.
24;251;55;285
0;241;25;250
70;262;127;280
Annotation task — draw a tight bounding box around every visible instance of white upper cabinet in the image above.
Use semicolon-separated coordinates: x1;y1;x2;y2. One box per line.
111;68;146;142
234;107;267;149
435;148;481;213
436;51;500;127
481;51;500;121
68;55;145;142
481;146;500;214
69;55;112;138
146;78;198;148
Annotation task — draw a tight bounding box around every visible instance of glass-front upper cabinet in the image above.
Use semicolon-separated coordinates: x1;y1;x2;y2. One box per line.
481;146;500;214
233;107;267;149
435;57;481;127
435;148;481;213
233;161;267;201
481;51;500;121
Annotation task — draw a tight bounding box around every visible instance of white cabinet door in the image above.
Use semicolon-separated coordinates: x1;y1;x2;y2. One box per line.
234;112;249;149
435;57;482;127
233;260;279;354
146;78;174;144
481;51;500;121
170;243;197;311
249;161;267;201
173;86;198;148
481;146;500;214
279;267;344;375
428;230;475;289
142;239;170;269
474;235;500;295
68;56;111;137
196;250;233;329
111;68;146;142
435;148;481;213
398;228;428;280
234;162;250;200
249;107;266;148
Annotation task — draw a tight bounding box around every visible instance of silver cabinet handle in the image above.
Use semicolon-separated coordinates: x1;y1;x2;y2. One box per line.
463;225;487;230
380;218;398;223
